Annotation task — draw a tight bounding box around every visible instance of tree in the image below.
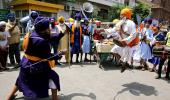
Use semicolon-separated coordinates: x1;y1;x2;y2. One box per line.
132;2;150;22
95;4;126;22
108;4;126;21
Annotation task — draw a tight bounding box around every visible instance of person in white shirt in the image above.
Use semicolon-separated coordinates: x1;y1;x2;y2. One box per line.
111;8;138;73
0;21;10;71
140;18;154;71
57;16;70;63
26;11;39;33
49;17;63;65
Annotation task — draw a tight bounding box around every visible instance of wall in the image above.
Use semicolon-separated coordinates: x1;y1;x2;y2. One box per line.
151;0;170;23
0;0;3;9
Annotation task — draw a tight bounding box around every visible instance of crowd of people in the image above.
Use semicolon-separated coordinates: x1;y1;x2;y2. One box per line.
107;8;170;80
0;10;93;100
0;7;169;100
0;13;21;71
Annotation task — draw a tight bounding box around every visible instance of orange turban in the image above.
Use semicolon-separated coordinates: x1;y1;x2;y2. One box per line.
152;26;158;33
120;8;132;19
58;16;65;22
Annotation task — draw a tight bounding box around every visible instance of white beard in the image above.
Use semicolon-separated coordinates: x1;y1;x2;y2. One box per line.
74;21;80;28
59;23;64;26
58;24;66;32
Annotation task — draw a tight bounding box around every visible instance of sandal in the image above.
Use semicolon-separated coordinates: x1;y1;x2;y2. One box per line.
121;63;127;73
141;67;146;71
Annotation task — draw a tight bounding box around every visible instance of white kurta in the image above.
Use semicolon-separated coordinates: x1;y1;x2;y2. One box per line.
140;28;153;60
111;19;136;62
26;20;34;33
82;35;90;53
56;24;69;51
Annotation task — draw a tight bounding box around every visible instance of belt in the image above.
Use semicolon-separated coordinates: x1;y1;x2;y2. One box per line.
24;54;55;68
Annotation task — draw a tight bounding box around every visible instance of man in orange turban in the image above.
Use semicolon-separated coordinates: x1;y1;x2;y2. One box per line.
57;16;70;63
111;8;139;73
120;8;132;19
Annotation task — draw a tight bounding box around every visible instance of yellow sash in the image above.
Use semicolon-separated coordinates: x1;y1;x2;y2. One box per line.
23;33;55;68
71;25;82;45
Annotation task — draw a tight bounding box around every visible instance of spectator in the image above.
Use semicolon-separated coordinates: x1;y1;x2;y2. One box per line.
26;11;39;33
6;13;21;68
0;21;10;71
156;25;170;79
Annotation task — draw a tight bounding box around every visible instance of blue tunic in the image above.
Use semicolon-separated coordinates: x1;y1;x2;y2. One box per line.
16;32;64;98
71;27;82;53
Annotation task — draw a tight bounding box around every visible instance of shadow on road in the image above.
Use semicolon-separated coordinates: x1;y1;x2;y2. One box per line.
59;92;96;100
57;62;97;68
15;92;96;100
114;82;158;100
98;62;120;71
5;68;19;72
160;77;170;84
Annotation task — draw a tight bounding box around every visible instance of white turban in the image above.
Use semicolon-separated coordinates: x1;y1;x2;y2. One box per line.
0;21;6;27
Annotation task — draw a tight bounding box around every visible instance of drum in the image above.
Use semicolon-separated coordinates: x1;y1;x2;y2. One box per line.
153;46;170;57
164;46;170;55
153;46;164;57
113;39;126;47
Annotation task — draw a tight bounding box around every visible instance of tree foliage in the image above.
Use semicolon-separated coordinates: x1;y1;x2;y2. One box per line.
108;4;126;21
96;1;150;22
132;2;150;22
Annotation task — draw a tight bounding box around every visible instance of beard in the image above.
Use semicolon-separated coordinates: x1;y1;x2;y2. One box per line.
75;21;80;28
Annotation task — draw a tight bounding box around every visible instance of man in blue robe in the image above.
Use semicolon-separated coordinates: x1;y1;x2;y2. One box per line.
7;17;66;100
70;12;83;63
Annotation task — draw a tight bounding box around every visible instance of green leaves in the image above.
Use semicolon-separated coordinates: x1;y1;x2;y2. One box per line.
132;2;150;22
65;0;76;2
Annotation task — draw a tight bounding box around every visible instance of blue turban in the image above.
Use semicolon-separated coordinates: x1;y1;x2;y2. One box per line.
30;11;39;20
34;17;49;33
49;17;55;22
7;13;16;21
144;18;152;25
74;12;82;21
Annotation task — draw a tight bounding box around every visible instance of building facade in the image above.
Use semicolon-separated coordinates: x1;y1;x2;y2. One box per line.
0;0;11;21
151;0;170;23
138;0;170;23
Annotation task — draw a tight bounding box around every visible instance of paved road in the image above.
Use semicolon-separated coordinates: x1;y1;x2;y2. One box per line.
0;61;170;100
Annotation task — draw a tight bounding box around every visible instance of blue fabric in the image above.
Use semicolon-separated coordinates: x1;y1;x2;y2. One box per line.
74;12;82;21
140;41;152;60
7;13;15;19
155;32;165;41
148;45;161;65
16;32;64;98
148;56;160;65
34;17;49;33
30;11;39;20
71;27;81;53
